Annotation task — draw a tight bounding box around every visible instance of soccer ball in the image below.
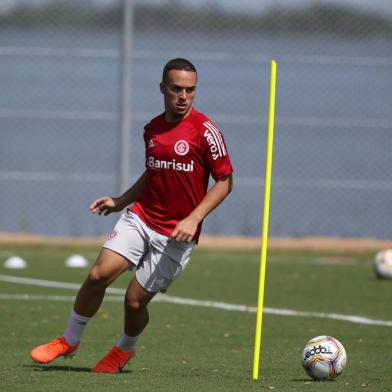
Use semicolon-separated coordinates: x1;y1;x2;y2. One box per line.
373;249;392;279
301;335;347;381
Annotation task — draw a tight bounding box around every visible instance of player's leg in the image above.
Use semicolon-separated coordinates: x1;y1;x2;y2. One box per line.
74;248;130;317
123;277;156;337
30;211;144;365
63;248;130;344
29;248;131;364
92;224;196;374
91;277;156;373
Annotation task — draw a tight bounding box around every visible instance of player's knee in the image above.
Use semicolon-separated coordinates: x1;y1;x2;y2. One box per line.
124;294;144;313
86;267;108;288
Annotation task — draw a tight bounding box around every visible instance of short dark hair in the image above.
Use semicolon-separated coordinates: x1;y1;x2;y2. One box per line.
162;58;197;82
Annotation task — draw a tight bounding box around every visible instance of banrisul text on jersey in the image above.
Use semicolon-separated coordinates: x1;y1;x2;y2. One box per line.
147;156;195;172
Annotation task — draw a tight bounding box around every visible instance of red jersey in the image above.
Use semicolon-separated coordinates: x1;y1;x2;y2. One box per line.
130;108;233;242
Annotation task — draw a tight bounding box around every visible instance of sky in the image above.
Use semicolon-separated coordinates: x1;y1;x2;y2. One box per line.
0;0;391;17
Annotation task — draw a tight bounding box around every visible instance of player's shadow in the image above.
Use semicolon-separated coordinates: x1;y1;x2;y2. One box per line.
22;364;132;373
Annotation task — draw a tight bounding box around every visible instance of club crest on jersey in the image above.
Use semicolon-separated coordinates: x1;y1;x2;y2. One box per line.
109;230;118;239
174;140;190;156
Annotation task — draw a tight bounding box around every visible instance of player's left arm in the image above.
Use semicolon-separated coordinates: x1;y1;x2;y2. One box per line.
169;174;233;242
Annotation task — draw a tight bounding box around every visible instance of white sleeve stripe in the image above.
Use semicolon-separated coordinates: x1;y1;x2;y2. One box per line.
204;121;226;157
204;122;224;157
207;121;227;155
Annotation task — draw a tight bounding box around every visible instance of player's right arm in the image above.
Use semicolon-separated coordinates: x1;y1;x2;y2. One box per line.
89;171;147;216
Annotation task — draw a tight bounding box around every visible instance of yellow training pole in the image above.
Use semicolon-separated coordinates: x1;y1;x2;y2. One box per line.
252;59;277;380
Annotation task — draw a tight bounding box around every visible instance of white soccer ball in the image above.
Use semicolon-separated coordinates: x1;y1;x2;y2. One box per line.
301;335;347;381
373;249;392;279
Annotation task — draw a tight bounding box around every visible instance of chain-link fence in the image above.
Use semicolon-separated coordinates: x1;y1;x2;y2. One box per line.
1;1;392;239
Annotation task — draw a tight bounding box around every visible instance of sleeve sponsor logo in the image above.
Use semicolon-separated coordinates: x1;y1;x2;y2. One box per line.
203;121;227;160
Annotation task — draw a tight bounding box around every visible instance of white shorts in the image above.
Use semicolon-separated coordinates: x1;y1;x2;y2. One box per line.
103;211;195;293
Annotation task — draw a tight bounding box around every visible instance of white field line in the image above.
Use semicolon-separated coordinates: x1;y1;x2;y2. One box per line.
0;274;123;294
0;293;120;302
1;274;392;327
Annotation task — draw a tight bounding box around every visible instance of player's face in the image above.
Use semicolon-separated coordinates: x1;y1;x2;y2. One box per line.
160;69;197;122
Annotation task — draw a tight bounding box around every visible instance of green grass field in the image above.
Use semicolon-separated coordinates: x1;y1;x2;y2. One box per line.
1;243;391;392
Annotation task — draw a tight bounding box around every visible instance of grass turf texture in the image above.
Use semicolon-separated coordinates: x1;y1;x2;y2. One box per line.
0;243;391;391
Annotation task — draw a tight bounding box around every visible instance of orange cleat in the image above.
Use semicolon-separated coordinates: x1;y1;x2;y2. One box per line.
30;336;79;364
91;346;136;373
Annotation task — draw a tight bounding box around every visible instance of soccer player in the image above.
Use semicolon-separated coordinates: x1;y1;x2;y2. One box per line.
30;58;233;373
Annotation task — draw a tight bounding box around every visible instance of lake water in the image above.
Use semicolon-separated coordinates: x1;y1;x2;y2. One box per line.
1;28;392;238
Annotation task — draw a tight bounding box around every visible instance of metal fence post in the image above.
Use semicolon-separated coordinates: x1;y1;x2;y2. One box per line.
119;0;133;194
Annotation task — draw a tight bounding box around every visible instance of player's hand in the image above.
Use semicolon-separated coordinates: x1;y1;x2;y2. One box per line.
89;196;122;216
169;217;199;242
